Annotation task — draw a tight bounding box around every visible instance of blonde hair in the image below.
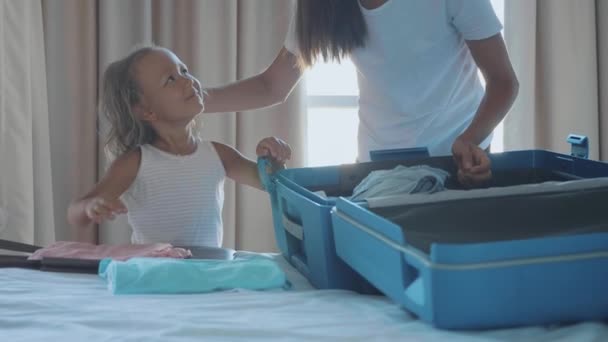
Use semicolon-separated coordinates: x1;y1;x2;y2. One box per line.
100;46;160;158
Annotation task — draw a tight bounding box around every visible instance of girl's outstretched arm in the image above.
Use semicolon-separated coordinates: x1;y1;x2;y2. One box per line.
67;150;140;228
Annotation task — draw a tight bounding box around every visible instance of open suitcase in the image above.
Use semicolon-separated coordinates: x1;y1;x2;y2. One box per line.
259;137;608;329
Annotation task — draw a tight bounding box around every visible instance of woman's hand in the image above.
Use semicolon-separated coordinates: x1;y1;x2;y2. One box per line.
451;137;492;187
84;197;128;224
256;136;292;167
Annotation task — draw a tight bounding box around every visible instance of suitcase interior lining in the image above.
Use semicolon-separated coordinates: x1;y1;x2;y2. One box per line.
303;163;599;253
370;186;608;253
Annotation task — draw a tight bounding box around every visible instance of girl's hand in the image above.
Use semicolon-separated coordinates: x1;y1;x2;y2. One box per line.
451;137;492;187
256;137;292;165
84;197;128;224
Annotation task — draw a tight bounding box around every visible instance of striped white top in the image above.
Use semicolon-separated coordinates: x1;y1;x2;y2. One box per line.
123;141;225;247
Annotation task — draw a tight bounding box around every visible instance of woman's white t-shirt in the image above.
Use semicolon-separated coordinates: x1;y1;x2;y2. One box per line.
285;0;502;161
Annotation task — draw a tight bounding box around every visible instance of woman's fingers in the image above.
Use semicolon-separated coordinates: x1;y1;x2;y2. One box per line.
456;146;492;186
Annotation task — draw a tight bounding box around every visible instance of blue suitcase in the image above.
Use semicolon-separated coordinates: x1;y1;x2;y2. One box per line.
330;149;608;329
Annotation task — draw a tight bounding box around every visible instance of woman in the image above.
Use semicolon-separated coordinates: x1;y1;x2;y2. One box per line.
203;0;519;185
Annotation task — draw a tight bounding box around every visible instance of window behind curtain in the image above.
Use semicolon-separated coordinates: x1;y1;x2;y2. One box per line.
305;0;505;167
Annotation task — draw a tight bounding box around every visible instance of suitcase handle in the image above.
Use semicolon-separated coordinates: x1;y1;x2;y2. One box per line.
369;147;430;162
567;134;589;159
282;215;304;240
333;201;434;319
401;252;432;319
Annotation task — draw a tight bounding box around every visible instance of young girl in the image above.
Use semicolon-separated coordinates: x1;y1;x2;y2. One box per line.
68;46;291;247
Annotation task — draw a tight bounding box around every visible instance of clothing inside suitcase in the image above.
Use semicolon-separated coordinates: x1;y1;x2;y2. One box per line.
306;156;584;197
366;175;608;254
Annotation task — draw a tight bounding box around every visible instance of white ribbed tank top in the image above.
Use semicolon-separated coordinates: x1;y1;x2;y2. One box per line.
123;141;225;247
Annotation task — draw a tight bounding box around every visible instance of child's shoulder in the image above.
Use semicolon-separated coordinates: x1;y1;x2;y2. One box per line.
208;141;245;169
107;147;142;174
209;141;239;156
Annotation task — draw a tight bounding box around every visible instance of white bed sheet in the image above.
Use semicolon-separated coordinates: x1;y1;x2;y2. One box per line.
1;253;607;342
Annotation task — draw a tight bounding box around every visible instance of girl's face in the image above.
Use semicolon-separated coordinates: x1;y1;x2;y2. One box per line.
134;49;203;125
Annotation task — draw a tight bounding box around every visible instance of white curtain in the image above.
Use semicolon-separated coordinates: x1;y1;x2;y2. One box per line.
39;0;304;251
504;0;608;160
0;0;55;246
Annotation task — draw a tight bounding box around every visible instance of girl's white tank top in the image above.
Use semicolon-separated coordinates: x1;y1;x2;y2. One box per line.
123;141;225;247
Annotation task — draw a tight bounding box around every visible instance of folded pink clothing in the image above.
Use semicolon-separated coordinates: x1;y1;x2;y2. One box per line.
27;241;192;261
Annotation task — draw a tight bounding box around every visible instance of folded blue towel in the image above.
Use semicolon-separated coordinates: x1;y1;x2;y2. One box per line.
98;257;288;294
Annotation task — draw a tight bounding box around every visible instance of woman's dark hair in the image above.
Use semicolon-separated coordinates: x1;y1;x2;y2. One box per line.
295;0;368;67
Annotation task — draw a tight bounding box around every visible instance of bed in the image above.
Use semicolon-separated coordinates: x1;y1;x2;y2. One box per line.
1;252;607;341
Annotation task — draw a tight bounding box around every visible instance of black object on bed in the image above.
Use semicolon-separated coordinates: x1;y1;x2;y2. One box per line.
0;239;235;274
0;239;101;274
0;255;100;274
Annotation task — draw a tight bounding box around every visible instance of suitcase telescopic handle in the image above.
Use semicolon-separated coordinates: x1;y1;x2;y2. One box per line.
567;134;589;159
368;147;430;162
